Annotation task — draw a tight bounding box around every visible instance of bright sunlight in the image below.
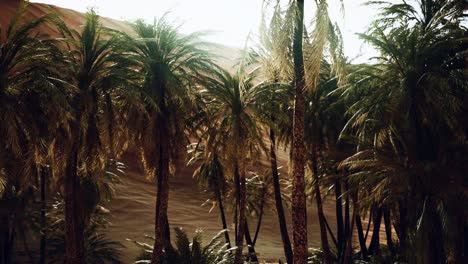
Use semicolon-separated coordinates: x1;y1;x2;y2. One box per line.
31;0;378;61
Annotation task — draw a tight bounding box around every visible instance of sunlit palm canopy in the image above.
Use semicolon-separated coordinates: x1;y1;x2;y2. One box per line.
128;16;218;177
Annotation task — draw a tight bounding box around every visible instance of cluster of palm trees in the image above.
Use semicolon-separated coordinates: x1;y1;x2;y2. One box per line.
0;2;217;263
0;0;466;263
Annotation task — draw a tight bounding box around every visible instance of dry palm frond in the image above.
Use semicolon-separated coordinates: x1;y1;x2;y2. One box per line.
304;0;329;91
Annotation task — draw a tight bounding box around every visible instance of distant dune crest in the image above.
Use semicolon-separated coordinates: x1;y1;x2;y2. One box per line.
0;0;239;69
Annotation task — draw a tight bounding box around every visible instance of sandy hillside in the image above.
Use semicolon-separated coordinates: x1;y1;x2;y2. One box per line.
0;0;240;70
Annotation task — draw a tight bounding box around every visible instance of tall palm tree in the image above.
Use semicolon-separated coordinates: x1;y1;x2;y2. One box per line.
290;1;308;263
254;2;294;262
289;0;346;262
130;17;216;264
342;1;467;262
199;67;268;264
53;11;135;263
0;2;61;262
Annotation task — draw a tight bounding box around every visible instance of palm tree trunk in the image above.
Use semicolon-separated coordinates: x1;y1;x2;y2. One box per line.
215;186;231;248
234;161;246;264
151;123;170;264
355;214;367;255
335;178;344;256
291;0;308;263
383;207;395;255
39;165;48;264
252;193;264;246
364;207;373;242
456;208;466;264
343;202;356;264
164;214;171;245
0;213;12;264
64;146;86;264
234;197;238;240
395;200;407;256
323;215;338;248
425;198;445;264
311;154;332;264
244;219;258;262
269;126;293;264
352;193;367;258
343;178;350;259
452;201;466;264
368;207;382;256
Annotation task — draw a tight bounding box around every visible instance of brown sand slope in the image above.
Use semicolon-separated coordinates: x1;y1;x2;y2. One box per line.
0;0;240;70
0;0;133;39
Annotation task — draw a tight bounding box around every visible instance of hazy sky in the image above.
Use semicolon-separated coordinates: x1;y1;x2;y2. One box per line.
30;0;378;62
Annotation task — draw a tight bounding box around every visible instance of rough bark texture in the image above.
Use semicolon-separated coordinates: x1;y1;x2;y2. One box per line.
269;127;293;264
64;147;86;264
291;0;308;263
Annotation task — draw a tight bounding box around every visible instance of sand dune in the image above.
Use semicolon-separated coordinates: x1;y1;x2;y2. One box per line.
0;0;240;70
106;151;345;263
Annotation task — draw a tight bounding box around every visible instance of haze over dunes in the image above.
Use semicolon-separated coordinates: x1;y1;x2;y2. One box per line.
0;0;240;70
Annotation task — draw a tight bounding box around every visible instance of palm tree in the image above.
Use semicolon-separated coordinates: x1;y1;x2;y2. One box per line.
341;1;467;262
53;10;135;263
0;2;61;262
254;2;294;262
258;2;346;263
199;67;268;264
129;17;216;264
287;0;347;262
290;1;309;263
